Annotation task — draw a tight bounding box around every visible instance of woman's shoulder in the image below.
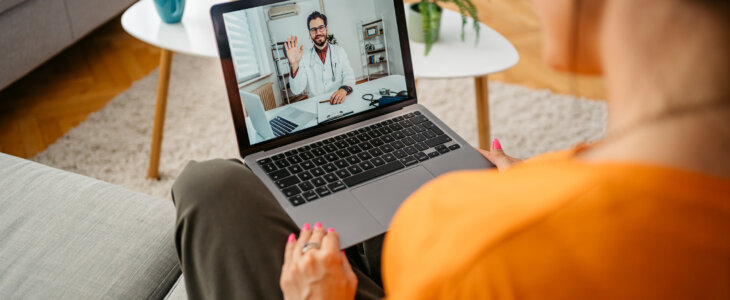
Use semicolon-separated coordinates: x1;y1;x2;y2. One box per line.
383;149;730;298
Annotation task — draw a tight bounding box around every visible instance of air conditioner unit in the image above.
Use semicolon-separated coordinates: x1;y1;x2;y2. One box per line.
269;3;298;20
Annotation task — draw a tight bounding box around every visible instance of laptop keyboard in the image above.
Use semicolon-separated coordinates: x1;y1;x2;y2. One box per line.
256;111;461;206
270;116;298;137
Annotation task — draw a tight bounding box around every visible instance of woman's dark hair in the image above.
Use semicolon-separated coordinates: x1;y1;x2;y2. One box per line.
307;11;327;30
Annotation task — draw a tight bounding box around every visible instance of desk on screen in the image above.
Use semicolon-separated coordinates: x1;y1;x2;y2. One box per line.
245;75;407;144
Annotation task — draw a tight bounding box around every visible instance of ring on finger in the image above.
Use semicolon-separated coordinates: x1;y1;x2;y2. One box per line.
301;242;321;254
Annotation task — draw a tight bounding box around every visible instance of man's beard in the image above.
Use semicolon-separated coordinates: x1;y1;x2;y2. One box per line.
313;35;327;47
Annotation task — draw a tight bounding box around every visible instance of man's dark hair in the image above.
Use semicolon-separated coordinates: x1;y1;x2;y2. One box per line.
307;11;327;30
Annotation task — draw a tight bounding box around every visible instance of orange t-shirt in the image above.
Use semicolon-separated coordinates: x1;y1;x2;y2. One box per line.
382;149;730;299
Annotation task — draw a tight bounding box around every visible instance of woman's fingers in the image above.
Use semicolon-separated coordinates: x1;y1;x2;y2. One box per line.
478;138;520;171
321;227;340;253
283;233;296;268
293;222;312;260
308;222;326;248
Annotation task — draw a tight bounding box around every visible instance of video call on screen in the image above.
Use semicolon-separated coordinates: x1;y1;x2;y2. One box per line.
223;0;408;145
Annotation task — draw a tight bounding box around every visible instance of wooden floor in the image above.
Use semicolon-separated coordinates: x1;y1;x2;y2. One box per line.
0;0;605;159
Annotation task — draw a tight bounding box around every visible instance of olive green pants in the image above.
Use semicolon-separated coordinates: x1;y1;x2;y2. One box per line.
171;159;385;300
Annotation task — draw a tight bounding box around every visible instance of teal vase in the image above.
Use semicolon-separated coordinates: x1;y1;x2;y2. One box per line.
153;0;185;24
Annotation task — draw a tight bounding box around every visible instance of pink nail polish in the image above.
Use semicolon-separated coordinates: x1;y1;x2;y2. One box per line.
302;223;310;231
327;227;335;233
287;233;295;243
314;222;322;230
492;138;502;150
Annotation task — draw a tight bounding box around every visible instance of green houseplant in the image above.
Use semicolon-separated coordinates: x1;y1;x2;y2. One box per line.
408;0;480;55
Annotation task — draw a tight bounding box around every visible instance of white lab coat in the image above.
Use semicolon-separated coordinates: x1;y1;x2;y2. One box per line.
289;43;356;98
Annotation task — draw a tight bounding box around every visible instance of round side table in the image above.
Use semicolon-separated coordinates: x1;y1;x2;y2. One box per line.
122;0;225;179
406;4;519;149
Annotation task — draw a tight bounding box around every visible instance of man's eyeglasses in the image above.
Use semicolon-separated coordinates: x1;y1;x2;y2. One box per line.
309;25;326;34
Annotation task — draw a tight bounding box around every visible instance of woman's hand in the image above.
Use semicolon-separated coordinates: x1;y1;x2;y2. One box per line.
280;222;358;300
477;138;522;171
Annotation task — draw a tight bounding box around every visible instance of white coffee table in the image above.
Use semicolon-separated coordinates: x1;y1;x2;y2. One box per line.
122;0;225;179
406;4;519;149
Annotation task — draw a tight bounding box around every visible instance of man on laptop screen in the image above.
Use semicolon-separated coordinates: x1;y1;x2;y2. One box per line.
221;1;408;145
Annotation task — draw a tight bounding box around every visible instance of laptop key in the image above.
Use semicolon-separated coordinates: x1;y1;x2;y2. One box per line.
288;195;305;206
346;156;361;165
313;157;327;166
428;151;440;158
258;158;273;165
347;145;362;154
392;132;405;140
287;165;303;174
311;148;326;156
336;149;351;158
302;190;319;202
277;175;301;188
311;177;327;187
370;138;384;147
357;152;372;161
369;148;384;157
359;142;374;150
437;146;450;154
414;142;429;151
431;127;445;135
403;146;418;155
269;169;291;180
287;156;302;165
411;115;428;124
298;181;314;191
359;161;374;170
299;151;314;161
425;135;452;148
402;137;415;146
315;186;331;197
282;186;301;197
381;135;395;143
285;149;298;157
273;153;286;161
335;141;349;149
371;157;386;166
393;150;407;158
343;161;405;187
275;160;290;169
298;171;313;181
401;156;418;166
415;152;429;161
383;153;396;162
311;167;325;177
423;130;436;139
449;144;461;150
402;128;415;136
301;161;316;170
391;141;405;149
324;173;339;183
412;134;426;142
328;181;346;193
335;169;351;179
347;165;363;174
261;163;277;173
324;153;339;162
334;159;350;169
324;144;337;152
323;163;337;173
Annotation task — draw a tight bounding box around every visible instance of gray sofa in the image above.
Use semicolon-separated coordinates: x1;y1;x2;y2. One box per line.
0;153;188;299
0;0;135;90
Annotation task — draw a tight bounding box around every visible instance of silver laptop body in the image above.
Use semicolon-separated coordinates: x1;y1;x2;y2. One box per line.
212;0;493;248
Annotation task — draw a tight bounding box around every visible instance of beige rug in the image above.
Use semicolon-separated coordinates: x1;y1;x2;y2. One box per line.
32;55;606;199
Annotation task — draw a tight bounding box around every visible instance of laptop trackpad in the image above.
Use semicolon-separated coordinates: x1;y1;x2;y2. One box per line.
351;166;434;227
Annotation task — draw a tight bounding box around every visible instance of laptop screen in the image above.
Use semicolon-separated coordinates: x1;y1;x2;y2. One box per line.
221;0;409;145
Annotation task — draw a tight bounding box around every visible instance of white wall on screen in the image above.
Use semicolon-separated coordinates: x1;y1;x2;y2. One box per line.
372;0;404;77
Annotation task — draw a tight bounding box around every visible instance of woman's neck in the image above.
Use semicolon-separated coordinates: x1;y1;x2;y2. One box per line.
578;0;730;178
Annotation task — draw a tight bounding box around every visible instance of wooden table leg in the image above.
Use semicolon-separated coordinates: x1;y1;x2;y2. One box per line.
147;49;173;179
474;76;491;149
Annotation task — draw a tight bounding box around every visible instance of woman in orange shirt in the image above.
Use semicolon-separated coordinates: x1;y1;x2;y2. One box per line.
171;0;730;299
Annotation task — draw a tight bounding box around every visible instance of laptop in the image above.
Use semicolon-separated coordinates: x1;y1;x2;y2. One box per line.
211;0;493;248
240;91;315;139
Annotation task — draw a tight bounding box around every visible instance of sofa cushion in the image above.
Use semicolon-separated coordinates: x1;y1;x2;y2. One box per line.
64;0;136;40
0;153;181;299
0;0;25;15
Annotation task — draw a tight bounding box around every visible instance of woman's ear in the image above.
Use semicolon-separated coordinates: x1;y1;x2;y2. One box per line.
534;0;605;75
